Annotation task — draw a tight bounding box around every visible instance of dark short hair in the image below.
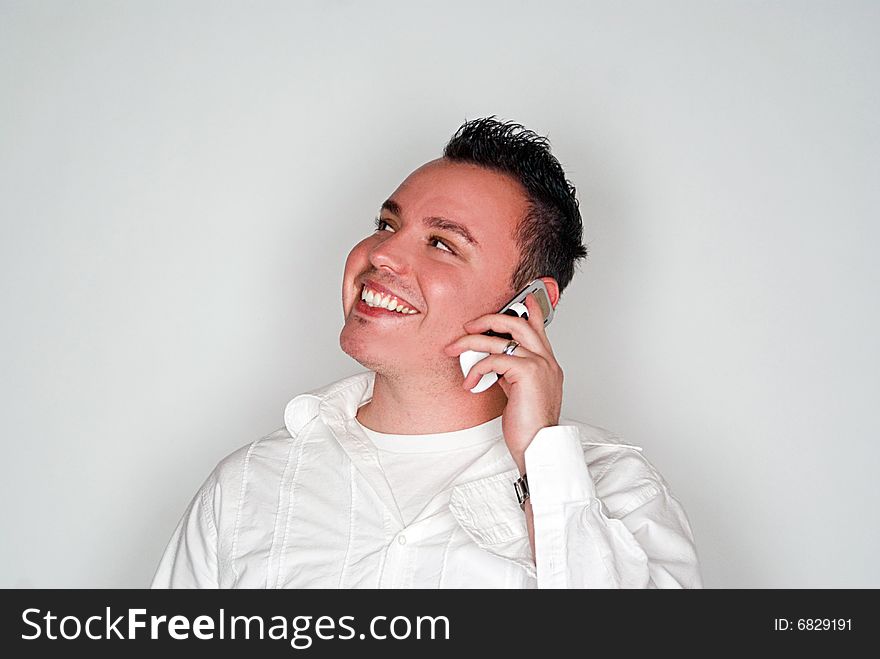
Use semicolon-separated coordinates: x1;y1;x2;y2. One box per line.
442;116;588;298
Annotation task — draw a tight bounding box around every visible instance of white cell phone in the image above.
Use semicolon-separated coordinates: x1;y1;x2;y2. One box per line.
459;279;554;393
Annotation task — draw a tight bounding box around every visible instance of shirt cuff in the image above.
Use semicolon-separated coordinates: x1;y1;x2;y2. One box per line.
523;425;596;505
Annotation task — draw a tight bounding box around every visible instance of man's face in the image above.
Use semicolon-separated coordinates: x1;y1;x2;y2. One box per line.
339;157;528;382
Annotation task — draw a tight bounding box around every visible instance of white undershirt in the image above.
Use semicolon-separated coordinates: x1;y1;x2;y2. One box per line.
354;413;504;526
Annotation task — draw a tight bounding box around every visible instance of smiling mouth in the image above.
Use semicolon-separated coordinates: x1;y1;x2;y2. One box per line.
358;283;419;315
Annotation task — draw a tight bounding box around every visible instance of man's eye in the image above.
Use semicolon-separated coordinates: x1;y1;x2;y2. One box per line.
374;217;395;232
373;217;456;256
428;236;455;254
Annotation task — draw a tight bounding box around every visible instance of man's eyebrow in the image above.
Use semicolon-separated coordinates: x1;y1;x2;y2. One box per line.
380;199;480;247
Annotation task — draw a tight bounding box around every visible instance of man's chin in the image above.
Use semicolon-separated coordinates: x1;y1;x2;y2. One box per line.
339;341;403;375
339;330;391;373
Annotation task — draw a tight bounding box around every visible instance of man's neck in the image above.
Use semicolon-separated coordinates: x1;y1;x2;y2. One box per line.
356;371;507;435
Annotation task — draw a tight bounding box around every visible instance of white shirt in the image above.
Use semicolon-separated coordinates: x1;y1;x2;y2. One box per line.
151;371;703;588
357;414;504;526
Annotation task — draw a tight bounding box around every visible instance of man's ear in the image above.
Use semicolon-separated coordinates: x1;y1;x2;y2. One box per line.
539;277;560;308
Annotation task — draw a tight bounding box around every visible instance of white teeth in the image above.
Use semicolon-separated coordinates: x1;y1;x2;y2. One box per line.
360;285;418;314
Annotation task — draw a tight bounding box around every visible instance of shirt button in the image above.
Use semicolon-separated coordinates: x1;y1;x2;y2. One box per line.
397;535;407;545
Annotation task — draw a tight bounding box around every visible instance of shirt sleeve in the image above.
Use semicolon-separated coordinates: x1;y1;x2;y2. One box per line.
524;425;703;589
150;472;221;589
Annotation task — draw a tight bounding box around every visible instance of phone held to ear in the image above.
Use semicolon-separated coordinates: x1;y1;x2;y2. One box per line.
459;279;555;394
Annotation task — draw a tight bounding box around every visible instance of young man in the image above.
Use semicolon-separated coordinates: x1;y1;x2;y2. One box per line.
152;117;702;588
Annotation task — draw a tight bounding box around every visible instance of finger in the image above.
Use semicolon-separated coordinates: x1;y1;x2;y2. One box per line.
461;351;545;390
461;353;521;390
462;312;545;354
445;334;535;359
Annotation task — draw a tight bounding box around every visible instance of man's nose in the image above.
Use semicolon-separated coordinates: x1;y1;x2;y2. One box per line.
368;234;411;274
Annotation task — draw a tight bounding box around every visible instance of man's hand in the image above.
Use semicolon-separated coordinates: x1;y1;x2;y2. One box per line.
443;293;563;474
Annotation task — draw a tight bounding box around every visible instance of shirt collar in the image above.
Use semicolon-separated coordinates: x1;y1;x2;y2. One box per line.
283;371;375;437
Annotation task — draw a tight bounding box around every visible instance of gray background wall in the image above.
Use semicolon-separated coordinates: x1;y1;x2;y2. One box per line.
1;0;877;587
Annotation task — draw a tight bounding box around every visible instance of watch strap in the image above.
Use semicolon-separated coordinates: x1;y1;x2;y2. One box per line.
513;473;530;510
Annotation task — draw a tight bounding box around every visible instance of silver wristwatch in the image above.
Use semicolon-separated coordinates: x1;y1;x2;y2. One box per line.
513;473;530;510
